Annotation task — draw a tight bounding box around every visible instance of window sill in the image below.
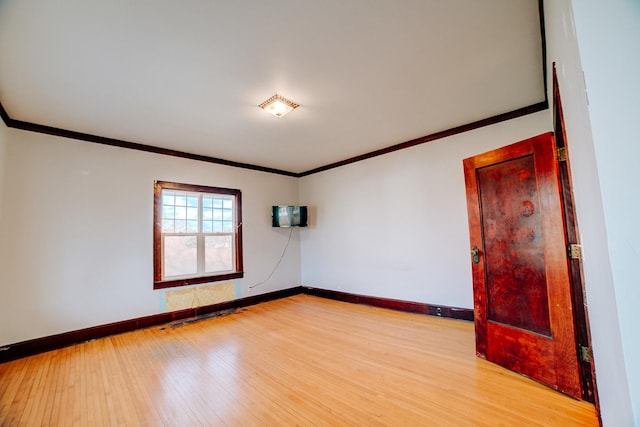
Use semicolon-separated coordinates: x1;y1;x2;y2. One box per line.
154;271;244;290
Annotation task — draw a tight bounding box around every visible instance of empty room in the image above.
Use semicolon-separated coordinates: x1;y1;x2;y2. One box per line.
0;0;638;425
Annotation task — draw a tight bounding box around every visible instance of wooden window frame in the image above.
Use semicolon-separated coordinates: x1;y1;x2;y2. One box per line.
153;181;243;290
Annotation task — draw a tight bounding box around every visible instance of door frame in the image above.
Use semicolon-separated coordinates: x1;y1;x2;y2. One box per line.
552;63;598;405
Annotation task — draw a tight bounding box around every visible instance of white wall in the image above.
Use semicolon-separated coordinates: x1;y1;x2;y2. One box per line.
0;119;6;220
550;1;639;424
299;111;550;308
572;2;640;424
0;128;301;346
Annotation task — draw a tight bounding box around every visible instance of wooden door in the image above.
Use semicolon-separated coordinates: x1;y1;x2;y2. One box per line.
463;132;582;399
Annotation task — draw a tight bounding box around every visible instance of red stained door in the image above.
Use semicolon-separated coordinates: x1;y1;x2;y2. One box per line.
463;132;581;399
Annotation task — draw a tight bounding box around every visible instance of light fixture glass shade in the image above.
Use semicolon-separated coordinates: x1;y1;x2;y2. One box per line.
259;94;299;118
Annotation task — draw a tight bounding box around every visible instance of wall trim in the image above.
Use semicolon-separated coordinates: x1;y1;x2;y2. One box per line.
303;287;474;321
0;100;10;125
0;286;303;364
0;286;474;364
298;101;548;176
4;114;297;177
538;0;549;105
0;100;548;178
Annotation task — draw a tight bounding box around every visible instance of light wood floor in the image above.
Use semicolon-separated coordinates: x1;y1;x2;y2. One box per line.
0;294;598;426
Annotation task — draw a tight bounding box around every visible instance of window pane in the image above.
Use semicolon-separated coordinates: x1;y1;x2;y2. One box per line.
187;220;198;233
174;206;186;219
187;207;198;220
186;196;198;207
222;209;232;220
203;197;212;208
162;205;175;219
175;194;186;206
175;220;187;233
202;221;213;232
164;235;197;278
162;192;175;205
222;199;233;209
203;208;212;220
213;209;222;220
213;221;223;232
162;219;174;233
213;198;223;208
222;221;233;232
205;235;233;273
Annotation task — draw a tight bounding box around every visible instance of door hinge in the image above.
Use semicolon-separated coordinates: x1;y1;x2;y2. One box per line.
557;147;567;162
579;345;591;363
568;244;582;260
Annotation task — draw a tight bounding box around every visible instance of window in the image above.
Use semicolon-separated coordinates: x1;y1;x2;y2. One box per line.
153;181;243;289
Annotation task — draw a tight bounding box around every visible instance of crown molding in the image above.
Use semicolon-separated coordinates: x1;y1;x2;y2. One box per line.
0;1;548;178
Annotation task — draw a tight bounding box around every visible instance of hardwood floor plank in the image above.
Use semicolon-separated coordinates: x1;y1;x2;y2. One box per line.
0;356;29;422
0;294;598;426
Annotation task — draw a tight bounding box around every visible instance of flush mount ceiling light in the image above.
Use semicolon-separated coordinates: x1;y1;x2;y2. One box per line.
259;94;299;118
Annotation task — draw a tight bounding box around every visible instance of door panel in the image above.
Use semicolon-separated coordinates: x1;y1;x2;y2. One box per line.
477;155;551;336
463;132;582;399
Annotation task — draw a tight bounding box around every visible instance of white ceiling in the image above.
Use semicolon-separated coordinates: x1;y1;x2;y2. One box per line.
0;0;545;175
